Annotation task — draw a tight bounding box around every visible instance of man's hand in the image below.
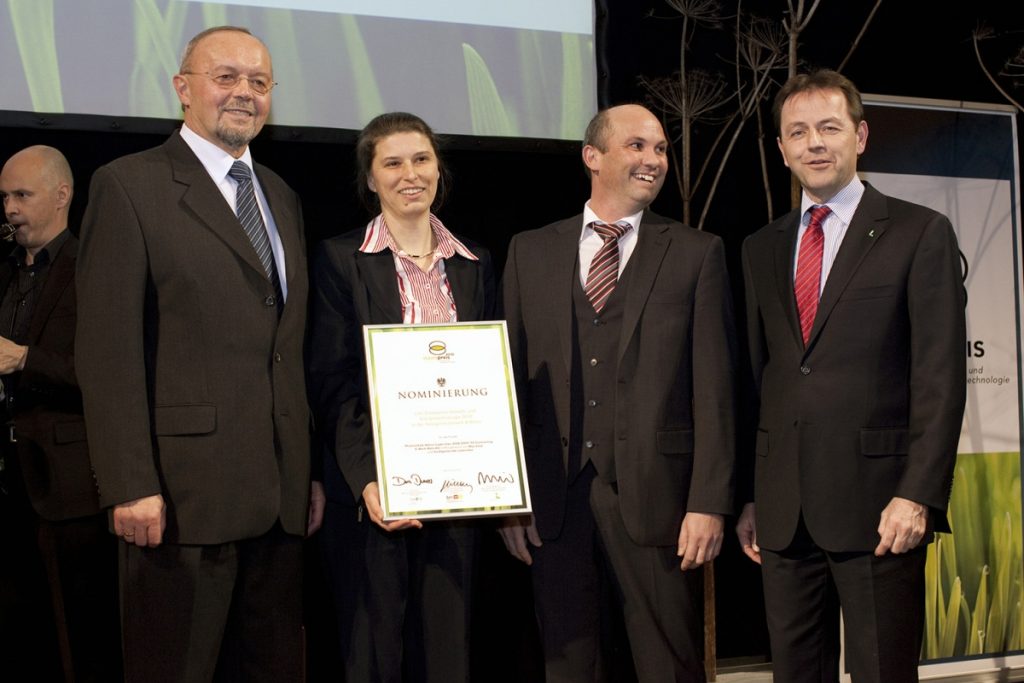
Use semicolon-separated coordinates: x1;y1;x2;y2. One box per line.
677;511;724;571
307;480;326;536
114;494;166;547
736;502;761;564
361;481;422;532
0;336;27;375
498;514;542;565
875;496;928;556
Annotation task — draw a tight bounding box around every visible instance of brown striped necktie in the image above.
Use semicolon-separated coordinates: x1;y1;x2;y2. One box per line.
585;221;631;313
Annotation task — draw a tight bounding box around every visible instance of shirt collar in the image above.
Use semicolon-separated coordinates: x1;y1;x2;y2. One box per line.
358;213;478;261
581;201;644;240
179;123;256;184
800;175;865;226
9;229;69;268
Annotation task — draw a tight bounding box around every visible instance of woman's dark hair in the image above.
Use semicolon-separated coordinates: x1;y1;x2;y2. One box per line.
355;112;450;213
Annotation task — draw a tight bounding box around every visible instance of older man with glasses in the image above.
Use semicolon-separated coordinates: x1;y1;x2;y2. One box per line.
75;26;323;683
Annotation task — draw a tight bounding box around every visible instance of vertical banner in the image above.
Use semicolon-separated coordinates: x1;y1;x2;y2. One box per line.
860;96;1023;677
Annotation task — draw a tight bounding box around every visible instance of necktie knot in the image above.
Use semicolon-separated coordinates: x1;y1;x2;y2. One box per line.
592;221;630;242
228;160;252;184
807;205;832;231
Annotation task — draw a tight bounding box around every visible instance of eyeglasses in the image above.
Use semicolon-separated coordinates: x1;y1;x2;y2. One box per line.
181;71;277;95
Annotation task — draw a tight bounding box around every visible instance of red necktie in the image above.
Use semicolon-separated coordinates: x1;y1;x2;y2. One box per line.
585;221;630;313
794;205;831;346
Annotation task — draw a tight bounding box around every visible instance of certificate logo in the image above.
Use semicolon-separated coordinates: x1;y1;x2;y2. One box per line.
437;377;447;387
425;339;454;362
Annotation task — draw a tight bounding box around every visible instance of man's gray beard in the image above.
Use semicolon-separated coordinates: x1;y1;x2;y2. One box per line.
217;124;256;152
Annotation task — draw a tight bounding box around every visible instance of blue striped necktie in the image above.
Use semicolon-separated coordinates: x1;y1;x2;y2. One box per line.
228;160;282;302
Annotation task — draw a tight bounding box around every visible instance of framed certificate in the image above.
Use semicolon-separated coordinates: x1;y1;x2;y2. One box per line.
363;321;532;520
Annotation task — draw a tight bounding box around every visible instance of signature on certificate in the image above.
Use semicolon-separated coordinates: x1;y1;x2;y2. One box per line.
392;474;433;486
441;479;474;494
477;472;515;485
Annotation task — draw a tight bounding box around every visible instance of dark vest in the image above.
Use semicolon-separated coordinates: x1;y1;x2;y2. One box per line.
568;258;634;483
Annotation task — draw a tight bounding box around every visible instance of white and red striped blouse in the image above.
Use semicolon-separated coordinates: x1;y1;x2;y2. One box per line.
358;213;479;324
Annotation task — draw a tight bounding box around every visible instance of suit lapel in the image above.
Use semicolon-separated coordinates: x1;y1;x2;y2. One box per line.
166;135;272;282
805;184;888;349
354;249;403;323
445;255;482;321
255;165;302;298
552;218;582;376
772;210;804;350
618;214;669;359
27;236;76;344
0;261;14;316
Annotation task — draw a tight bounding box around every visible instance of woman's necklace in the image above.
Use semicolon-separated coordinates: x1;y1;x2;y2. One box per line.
399;235;435;259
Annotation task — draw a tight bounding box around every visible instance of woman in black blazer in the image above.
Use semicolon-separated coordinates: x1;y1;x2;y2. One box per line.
307;112;495;682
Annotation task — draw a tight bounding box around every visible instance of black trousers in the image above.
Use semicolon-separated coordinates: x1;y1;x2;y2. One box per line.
320;500;478;683
761;516;928;683
531;465;705;683
120;523;304;683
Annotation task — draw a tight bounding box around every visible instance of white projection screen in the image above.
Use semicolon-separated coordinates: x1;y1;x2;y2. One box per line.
0;0;597;139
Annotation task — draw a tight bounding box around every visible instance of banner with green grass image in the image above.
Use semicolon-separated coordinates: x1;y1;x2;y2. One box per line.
863;97;1024;678
0;0;595;139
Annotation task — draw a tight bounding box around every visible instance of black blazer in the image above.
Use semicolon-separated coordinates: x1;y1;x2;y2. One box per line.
502;211;737;546
741;183;966;552
4;234;99;521
76;133;311;544
307;226;496;504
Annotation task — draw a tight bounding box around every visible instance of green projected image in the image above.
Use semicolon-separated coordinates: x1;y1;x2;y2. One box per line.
1;0;596;140
923;451;1023;659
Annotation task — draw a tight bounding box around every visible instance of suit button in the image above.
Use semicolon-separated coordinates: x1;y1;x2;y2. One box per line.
800;365;811;375
590;358;599;367
592;318;602;326
274;353;282;363
585;440;594;449
265;295;276;307
587;399;598;407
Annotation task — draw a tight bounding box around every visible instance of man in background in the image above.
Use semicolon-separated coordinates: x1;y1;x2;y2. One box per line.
0;145;121;682
738;70;965;682
500;104;736;682
76;26;322;682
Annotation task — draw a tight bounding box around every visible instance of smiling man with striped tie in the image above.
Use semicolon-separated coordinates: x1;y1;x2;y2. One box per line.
499;104;738;682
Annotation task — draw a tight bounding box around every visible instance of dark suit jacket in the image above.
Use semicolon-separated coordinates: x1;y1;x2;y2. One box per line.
502;211;736;546
306;226;495;504
3;234;99;521
75;133;311;545
741;183;966;552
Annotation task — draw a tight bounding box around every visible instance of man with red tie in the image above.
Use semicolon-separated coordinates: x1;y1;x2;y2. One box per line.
737;70;966;682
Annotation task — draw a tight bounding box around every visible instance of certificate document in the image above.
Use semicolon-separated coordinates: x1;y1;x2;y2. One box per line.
363;321;532;520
